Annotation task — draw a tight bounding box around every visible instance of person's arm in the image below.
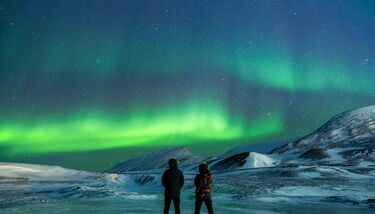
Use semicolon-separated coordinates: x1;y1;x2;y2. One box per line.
179;172;185;188
161;171;167;187
194;175;200;187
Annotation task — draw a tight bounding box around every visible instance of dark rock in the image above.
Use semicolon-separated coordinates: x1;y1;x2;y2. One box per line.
276;170;299;177
299;148;327;160
135;175;155;184
211;152;250;171
326;196;359;205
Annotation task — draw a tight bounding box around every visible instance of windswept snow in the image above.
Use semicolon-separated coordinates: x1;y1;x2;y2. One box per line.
242;152;277;168
323;149;347;164
0;162;97;182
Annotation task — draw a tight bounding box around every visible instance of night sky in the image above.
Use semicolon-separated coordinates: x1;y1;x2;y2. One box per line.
1;0;375;171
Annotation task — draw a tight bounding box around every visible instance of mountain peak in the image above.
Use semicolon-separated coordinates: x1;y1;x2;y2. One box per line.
271;105;375;155
106;147;202;173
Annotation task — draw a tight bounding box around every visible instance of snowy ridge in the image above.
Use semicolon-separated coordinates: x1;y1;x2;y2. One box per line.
271;106;375;161
106;147;203;173
209;151;277;171
107;145;279;174
0;162;98;182
222;140;291;155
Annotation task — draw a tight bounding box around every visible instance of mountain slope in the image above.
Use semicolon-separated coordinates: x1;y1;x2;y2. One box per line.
106;147;203;173
223;140;292;155
210;152;277;171
0;162;98;182
272;106;375;154
270;106;375;166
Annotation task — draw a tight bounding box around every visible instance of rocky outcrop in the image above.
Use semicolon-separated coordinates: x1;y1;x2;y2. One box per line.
210;152;250;171
299;149;327;160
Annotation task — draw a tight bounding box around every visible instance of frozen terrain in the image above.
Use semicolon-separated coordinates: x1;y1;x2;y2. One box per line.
1;106;375;213
1;161;374;214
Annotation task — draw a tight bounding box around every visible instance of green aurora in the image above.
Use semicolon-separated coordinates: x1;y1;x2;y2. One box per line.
0;102;283;155
1;1;375;171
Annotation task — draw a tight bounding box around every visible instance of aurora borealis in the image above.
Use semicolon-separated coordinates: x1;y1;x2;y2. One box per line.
1;0;375;171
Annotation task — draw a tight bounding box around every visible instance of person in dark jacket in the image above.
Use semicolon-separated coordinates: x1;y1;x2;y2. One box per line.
194;162;214;214
162;157;184;214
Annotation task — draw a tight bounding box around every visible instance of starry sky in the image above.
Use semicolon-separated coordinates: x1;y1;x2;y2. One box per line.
1;0;375;171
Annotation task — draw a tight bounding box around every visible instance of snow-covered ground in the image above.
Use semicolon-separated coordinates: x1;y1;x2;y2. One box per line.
1;162;374;214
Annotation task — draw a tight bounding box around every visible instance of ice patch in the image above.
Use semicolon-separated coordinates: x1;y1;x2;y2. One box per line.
298;171;321;179
123;194;158;200
256;197;293;203
273;186;343;197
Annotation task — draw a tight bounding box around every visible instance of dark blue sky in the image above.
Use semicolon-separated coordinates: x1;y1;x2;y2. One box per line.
0;0;375;171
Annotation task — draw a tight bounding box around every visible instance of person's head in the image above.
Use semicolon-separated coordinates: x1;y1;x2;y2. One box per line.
168;157;179;169
199;162;209;174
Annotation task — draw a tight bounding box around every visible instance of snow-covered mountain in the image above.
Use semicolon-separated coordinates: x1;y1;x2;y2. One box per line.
0;162;128;186
106;147;204;173
222;140;291;154
209;152;277;171
106;145;279;174
271;105;375;166
0;162;98;182
272;106;375;154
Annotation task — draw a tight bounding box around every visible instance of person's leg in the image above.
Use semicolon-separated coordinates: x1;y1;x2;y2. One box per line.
172;197;181;214
194;198;203;214
163;196;172;214
204;198;214;214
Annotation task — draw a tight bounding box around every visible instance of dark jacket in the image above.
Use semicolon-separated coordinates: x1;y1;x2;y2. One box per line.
162;168;184;197
194;172;212;199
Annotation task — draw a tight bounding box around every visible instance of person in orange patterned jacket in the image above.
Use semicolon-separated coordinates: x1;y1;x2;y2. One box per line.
194;162;214;214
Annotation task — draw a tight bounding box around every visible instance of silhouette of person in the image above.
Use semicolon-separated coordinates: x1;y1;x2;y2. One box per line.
194;162;214;214
162;158;184;214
